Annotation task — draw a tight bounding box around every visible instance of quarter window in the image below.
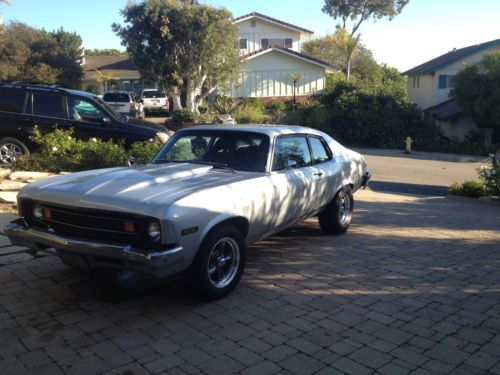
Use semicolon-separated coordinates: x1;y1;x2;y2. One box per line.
32;93;64;118
0;87;26;113
272;136;312;171
309;137;331;164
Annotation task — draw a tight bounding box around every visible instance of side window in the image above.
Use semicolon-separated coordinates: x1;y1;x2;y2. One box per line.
32;93;64;118
309;137;332;164
0;87;26;113
68;97;104;123
272;136;312;171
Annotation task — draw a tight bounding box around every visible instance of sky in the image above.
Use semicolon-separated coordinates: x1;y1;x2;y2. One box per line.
1;0;500;72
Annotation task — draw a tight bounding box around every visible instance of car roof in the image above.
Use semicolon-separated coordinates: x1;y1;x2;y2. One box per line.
0;82;100;101
103;91;131;94
179;124;327;137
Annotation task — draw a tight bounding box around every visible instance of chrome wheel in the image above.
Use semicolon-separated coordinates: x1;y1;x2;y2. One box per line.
0;143;23;164
207;237;240;289
338;190;352;226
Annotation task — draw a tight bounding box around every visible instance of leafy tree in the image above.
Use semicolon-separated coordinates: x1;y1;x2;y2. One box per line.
84;48;125;56
0;22;83;87
322;0;409;80
451;52;500;130
113;0;240;112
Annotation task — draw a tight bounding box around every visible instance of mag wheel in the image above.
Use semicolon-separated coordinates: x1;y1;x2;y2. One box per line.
318;186;354;235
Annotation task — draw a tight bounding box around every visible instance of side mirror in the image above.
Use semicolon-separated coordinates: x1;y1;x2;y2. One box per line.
101;117;112;126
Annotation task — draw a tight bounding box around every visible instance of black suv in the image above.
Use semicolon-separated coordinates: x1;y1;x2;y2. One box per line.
0;83;169;165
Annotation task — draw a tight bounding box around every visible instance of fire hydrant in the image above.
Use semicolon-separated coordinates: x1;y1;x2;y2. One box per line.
405;136;413;154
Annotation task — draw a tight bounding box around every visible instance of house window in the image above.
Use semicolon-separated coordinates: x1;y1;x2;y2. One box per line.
261;38;293;49
438;75;455;89
412;76;420;89
250;20;256;28
239;38;248;50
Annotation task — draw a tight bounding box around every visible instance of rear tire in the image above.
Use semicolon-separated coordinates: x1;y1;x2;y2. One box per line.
0;137;30;165
318;186;353;235
191;225;246;300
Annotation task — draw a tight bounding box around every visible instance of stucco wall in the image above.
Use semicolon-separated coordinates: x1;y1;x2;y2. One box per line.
231;51;327;97
235;18;306;54
407;74;435;110
437;116;478;141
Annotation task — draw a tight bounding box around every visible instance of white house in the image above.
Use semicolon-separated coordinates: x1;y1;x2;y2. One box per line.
231;12;337;99
403;39;500;141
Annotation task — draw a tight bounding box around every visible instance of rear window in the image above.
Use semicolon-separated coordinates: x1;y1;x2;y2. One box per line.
32;92;64;118
142;90;166;99
103;93;130;102
0;87;26;113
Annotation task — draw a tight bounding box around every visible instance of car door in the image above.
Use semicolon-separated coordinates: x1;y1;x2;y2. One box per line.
27;91;68;134
267;135;316;233
65;96;117;141
308;136;338;212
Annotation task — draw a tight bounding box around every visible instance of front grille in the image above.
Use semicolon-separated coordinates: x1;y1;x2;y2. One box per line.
20;200;162;249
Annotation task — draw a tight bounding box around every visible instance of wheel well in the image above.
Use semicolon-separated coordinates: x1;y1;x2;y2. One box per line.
210;216;249;239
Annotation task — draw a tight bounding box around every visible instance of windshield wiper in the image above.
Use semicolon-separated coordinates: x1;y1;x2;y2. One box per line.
186;161;237;173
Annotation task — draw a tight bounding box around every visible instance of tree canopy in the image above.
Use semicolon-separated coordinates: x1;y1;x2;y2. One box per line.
322;0;409;36
113;0;240;112
321;0;409;81
84;48;125;56
0;22;83;87
451;52;500;130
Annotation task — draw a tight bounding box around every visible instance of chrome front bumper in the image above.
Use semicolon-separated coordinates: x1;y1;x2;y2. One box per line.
4;218;186;278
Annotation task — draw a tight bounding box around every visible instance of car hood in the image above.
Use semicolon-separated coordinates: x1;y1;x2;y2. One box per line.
123;117;167;132
19;163;243;217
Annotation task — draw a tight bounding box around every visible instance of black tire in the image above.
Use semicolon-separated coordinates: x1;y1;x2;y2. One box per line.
318;186;354;235
0;137;30;166
191;225;246;300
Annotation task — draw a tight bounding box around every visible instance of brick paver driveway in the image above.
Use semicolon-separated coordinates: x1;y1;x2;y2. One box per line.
0;190;499;374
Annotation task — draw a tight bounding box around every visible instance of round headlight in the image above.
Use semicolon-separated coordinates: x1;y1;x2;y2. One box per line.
147;221;161;241
33;204;43;220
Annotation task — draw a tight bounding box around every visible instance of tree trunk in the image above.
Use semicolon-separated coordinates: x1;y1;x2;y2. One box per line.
170;86;182;111
346;57;351;82
185;80;197;112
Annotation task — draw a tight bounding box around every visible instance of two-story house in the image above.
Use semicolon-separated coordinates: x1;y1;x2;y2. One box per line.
231;12;337;99
403;39;500;141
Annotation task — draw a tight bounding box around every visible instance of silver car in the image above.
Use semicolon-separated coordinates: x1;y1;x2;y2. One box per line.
5;125;370;299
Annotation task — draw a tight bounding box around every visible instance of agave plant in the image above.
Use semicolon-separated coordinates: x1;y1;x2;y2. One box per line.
211;94;239;115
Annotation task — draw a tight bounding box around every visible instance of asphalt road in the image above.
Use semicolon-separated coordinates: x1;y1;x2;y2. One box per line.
356;148;488;196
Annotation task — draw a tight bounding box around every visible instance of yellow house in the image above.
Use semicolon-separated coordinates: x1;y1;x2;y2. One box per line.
231;12;338;99
403;39;500;141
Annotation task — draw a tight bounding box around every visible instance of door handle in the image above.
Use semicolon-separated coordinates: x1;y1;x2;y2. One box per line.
314;172;324;177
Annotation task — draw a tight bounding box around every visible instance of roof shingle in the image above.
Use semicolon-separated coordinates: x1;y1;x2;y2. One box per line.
424;99;463;121
83;55;141;79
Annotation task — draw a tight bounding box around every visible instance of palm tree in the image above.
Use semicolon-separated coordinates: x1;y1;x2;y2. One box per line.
333;28;360;82
289;74;302;108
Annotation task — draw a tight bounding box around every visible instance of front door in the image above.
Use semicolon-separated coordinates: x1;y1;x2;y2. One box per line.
267;135;315;233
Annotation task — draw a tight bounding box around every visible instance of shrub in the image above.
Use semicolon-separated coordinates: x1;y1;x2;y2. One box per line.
449;181;486;198
233;106;271;124
270;100;287;111
211;94;239;115
172;109;199;123
128;138;164;163
478;154;500;196
240;97;266;112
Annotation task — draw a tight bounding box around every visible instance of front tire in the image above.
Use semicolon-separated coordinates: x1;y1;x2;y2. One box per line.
318;186;354;235
0;137;30;166
191;225;246;300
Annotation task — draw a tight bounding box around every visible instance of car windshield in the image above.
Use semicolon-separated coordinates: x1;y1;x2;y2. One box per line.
103;93;130;102
154;130;270;172
94;97;125;122
142;90;165;99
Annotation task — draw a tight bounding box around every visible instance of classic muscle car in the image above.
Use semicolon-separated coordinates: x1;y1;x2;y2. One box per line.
5;125;370;299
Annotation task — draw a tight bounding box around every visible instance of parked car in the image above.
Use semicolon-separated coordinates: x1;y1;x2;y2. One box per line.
5;125;371;299
102;91;144;119
139;89;169;115
0;82;169;165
